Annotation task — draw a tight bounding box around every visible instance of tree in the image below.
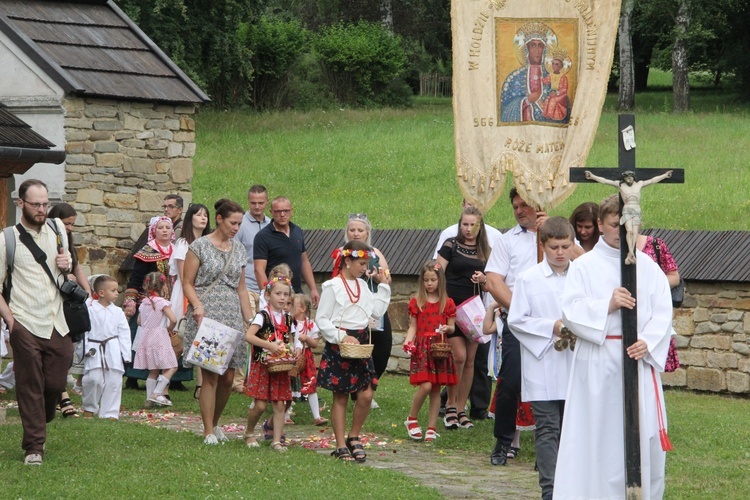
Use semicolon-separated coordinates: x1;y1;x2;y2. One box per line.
672;0;690;112
618;0;636;111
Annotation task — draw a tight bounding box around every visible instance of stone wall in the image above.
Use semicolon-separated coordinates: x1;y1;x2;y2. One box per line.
61;97;196;278
313;274;750;395
663;282;750;395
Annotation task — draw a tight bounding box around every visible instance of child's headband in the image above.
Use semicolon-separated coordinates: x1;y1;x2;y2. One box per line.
341;248;375;259
265;276;292;292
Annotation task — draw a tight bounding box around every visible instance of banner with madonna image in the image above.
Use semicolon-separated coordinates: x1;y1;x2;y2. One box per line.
451;0;621;213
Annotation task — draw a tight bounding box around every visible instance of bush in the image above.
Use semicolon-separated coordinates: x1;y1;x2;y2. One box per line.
249;17;310;110
312;21;412;107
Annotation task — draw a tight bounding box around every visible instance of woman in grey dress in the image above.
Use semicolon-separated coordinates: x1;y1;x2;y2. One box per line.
182;199;254;445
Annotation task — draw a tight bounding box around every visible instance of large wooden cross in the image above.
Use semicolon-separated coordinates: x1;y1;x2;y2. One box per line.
569;114;684;499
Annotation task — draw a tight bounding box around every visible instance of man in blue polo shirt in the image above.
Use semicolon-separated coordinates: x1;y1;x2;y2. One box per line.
253;196;320;306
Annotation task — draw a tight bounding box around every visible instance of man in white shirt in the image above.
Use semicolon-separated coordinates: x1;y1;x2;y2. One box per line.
484;188;544;465
507;217;575;500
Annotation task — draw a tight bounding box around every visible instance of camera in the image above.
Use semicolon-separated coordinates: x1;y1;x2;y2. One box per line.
60;280;89;303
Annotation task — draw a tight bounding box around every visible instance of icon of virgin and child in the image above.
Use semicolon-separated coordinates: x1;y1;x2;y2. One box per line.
499;21;575;124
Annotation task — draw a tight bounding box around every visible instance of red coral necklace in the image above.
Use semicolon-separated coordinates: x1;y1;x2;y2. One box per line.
340;274;361;303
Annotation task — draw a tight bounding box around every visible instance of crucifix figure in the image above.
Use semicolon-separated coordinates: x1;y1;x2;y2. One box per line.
585;169;673;265
564;114;683;499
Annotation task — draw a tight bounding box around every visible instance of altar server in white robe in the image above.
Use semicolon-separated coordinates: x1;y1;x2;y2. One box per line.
555;195;672;500
508;217;576;500
82;275;132;419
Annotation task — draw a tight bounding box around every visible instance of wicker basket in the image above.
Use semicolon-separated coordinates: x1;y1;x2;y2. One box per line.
339;342;374;359
430;342;451;360
266;357;295;373
338;302;374;359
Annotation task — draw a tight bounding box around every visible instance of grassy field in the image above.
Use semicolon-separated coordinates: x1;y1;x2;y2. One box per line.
2;374;748;498
193;91;750;232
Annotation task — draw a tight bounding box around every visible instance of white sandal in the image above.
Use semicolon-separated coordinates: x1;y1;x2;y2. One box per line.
244;434;259;448
404;417;423;440
424;428;440;443
271;441;287;452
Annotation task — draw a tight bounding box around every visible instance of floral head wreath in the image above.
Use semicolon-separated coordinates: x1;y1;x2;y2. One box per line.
341;248;375;259
265;276;292;292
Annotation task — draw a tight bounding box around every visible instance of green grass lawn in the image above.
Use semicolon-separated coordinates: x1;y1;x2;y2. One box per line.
2;374;748;498
193;92;750;232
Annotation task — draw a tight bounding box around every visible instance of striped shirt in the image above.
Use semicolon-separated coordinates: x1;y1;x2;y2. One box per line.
0;218;71;339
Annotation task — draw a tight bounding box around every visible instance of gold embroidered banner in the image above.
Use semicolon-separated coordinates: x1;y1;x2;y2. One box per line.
451;0;621;212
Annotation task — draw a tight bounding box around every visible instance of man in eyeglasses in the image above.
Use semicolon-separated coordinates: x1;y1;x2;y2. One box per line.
0;179;72;465
254;196;319;306
160;194;184;236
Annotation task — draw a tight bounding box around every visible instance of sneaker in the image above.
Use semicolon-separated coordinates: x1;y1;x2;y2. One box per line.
24;453;43;466
370;399;380;409
148;395;173;407
204;434;219;445
213;427;228;442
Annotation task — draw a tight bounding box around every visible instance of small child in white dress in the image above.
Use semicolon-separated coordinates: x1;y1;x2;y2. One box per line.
133;272;177;406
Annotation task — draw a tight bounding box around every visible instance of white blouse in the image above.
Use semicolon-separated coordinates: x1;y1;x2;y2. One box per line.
316;277;391;344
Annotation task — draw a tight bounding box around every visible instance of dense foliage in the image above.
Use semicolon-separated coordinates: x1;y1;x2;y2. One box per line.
117;0;749;110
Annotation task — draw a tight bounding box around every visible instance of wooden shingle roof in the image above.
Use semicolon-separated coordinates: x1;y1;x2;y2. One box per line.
304;228;750;283
0;102;65;174
0;0;209;104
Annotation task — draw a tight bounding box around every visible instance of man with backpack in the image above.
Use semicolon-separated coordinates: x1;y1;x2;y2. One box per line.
0;179;72;466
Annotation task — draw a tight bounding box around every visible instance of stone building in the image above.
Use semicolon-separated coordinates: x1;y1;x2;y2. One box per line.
0;0;209;278
306;228;750;396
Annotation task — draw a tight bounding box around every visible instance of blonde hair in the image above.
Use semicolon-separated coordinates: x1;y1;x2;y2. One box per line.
269;263;293;280
415;260;448;314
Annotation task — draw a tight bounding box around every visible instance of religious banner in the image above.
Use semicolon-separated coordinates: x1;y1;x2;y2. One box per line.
451;0;622;212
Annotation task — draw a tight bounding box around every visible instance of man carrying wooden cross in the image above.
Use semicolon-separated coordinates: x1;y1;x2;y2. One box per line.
554;194;673;499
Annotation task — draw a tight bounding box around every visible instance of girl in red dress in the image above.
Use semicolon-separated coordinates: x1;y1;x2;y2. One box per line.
403;261;457;443
244;277;300;452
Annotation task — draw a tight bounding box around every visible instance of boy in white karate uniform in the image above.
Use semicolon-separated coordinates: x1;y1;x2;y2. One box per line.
507;217;576;500
82;275;132;419
555;195;672;500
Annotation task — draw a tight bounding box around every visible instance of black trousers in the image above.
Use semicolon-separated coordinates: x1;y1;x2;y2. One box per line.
470;341;492;413
371;312;393;382
493;322;522;445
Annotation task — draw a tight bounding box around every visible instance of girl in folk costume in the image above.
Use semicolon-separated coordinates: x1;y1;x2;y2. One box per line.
402;261;457;443
244;277;300;452
316;240;391;462
124;216;176;393
133;272;178;407
258;263;292;311
292;294;328;426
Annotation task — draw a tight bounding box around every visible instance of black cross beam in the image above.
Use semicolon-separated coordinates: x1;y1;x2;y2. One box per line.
569;114;684;499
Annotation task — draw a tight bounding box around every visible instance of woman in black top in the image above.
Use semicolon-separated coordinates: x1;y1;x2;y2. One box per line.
436;206;490;430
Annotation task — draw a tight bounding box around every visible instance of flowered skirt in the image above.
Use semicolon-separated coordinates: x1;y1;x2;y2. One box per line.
246;361;292;402
299;348;318;395
410;335;457;386
317;329;377;394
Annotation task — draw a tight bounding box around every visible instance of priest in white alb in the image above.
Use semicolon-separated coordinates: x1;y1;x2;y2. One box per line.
555;195;673;500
